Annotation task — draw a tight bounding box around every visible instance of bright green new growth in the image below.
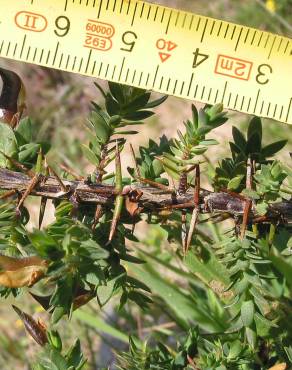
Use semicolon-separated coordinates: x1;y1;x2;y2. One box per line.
0;81;291;370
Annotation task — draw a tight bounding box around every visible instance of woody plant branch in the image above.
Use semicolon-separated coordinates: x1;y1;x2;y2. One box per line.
0;167;291;224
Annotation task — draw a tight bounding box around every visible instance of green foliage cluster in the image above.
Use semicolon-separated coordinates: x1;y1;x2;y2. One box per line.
34;331;85;370
0;81;291;370
159;104;228;181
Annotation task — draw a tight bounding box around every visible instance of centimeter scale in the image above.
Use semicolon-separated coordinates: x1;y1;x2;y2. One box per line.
0;0;291;124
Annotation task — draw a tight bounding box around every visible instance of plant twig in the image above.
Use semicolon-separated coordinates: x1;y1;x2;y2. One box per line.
0;168;291;223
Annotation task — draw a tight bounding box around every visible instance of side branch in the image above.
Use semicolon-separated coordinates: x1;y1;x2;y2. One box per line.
0;168;291;223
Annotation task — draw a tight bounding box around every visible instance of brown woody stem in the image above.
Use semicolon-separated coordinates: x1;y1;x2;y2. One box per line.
0;168;291;223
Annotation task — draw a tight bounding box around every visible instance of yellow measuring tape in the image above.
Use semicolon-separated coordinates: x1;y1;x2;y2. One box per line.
0;0;291;124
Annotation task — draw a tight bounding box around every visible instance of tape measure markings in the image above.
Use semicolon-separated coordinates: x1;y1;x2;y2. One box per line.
0;0;291;123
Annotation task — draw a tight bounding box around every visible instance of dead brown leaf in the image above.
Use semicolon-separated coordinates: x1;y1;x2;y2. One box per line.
12;305;48;346
0;255;47;288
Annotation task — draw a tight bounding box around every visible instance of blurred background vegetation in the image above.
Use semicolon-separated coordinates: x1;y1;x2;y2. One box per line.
0;0;292;369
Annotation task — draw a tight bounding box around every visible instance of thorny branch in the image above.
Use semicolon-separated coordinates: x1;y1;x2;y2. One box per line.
1;168;291;224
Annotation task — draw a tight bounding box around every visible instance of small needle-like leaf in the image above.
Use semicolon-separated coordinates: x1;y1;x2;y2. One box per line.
39;158;49;229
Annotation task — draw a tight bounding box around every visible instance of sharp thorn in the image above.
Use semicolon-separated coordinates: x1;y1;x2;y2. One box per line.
136;176;173;192
16;173;41;213
241;156;254;239
240;199;252;240
69;191;80;220
39;197;48;229
60;163;84;180
108;217;118;243
185;208;199;254
181;210;187;253
92;204;103;230
129;143;141;179
48;165;68;192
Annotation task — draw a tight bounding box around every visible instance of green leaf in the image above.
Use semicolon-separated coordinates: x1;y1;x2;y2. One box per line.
47;330;62;351
205;103;224;120
18;143;40;163
29;230;64;260
191;104;199;129
74;309;129;343
51;306;66;325
89;111;111;143
227;175;244;190
128;262;225;332
114;130;138;136
241;189;260;200
65;339;86;369
246;132;261;155
241;300;255;327
50;276;73;312
248;117;262;142
185;248;230;287
144;95;168;109
232;127;246;150
108;82;125;104
229;141;244;156
160;156;180;180
48;349;68;370
124;111;154;121
105;95;120;116
80;144;100;166
127;291;152;310
123;91;151;112
37;348;68;370
256;202;269;216
284;346;292;363
199;139;218;146
245;326;257;349
79;239;109;260
0;122;17;168
126;276;151;293
227;340;242;359
152;158;163;177
254;312;277;336
15;117;33;143
94;82;107;98
96;276;121;306
119;253;144;264
261;140;287;158
270;246;292;288
163;165;180;180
